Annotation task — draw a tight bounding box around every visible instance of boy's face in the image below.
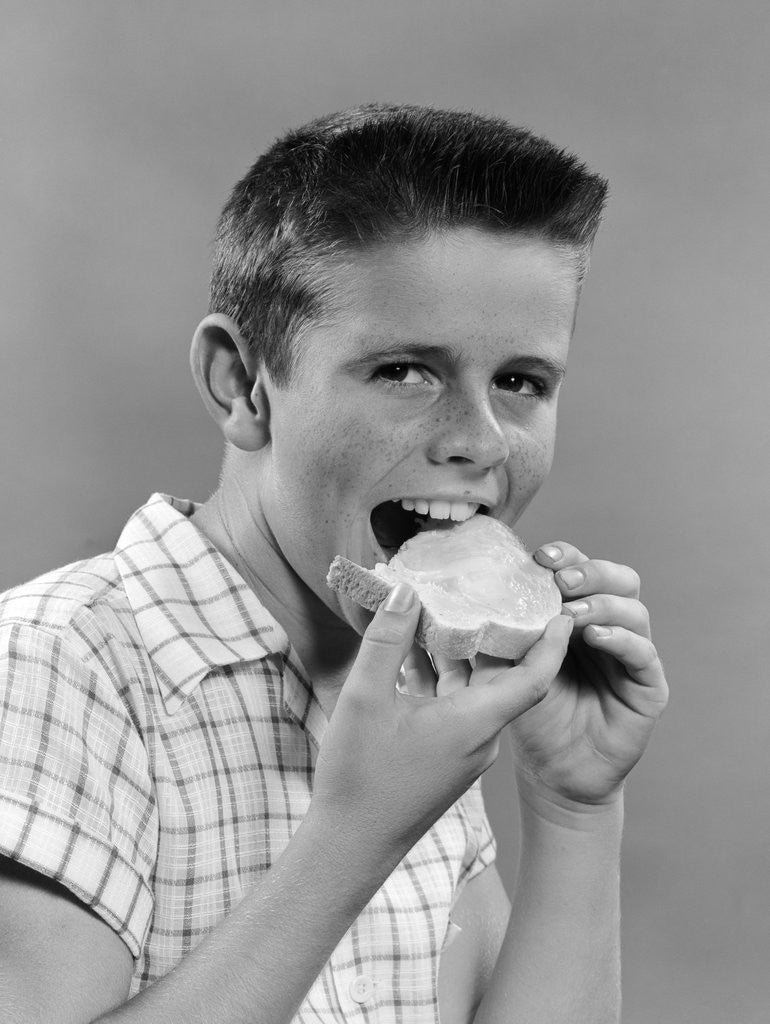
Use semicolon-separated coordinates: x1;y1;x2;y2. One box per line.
258;228;579;634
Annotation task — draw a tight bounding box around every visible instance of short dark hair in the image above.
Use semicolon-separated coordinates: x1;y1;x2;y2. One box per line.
210;103;608;385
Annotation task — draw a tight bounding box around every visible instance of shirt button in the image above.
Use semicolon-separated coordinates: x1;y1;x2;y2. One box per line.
349;973;375;1003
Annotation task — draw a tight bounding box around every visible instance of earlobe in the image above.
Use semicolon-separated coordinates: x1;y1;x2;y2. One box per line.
190;314;271;451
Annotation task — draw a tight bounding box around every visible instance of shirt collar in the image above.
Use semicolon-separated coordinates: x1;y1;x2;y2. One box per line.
114;493;291;715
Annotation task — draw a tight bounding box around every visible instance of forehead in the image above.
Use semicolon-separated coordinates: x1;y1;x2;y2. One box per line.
297;228;580;372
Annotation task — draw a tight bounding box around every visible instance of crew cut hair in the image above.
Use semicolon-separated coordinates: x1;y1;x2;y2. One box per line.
210;103;609;385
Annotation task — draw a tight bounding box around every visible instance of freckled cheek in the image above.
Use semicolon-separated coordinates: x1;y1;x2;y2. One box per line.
508;430;556;507
288;415;410;501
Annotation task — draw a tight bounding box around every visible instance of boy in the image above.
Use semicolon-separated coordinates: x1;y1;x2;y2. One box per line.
0;105;667;1023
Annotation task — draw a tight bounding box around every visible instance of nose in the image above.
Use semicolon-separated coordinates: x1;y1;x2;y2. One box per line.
426;390;510;468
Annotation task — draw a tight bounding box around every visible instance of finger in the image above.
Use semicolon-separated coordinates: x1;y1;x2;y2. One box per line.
436;665;471;696
455;614;573;726
562;595;651;638
470;653;512;686
534;541;590;569
346;583;421;706
432;651;462;676
555;559;641;600
535;543;642;600
430;651;471;696
583;624;666;691
401;644;438;697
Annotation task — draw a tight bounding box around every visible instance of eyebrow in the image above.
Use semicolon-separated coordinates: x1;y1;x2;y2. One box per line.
347;340;567;381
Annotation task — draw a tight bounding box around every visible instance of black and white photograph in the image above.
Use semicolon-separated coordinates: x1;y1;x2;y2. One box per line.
0;3;766;1021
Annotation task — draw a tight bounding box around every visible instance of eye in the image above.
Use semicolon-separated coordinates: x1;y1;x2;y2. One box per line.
493;373;544;397
373;363;430;386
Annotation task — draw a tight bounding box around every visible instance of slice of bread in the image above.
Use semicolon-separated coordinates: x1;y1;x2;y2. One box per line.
326;516;562;661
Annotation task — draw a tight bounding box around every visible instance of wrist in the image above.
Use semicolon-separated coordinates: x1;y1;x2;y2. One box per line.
515;770;625;833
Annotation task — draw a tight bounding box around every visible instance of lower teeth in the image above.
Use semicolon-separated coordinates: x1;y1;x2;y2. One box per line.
413;514;465;532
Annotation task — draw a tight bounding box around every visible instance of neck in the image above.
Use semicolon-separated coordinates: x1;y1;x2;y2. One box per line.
190;470;361;715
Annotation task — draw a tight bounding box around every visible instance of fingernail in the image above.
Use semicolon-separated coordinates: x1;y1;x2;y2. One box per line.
383;583;415;612
557;568;585;590
538;545;563;563
590;625;612;639
563;600;590;618
557;569;585;593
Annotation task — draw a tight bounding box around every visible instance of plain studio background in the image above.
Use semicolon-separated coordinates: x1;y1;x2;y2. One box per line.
1;2;768;1021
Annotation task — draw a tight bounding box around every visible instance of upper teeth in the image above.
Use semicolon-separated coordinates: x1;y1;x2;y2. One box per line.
395;498;480;521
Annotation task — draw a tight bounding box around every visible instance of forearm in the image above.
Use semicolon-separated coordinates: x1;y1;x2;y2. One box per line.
95;806;405;1024
475;782;623;1024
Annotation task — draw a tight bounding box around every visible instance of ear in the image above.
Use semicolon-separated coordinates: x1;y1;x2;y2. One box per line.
190;314;271;451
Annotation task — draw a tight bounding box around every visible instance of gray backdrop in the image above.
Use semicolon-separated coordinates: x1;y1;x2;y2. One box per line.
1;2;768;1021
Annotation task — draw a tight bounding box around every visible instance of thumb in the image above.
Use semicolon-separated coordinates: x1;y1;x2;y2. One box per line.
461;614;573;726
344;583;421;705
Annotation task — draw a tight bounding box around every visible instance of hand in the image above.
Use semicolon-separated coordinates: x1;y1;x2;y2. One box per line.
312;584;573;857
401;543;669;816
506;541;669;810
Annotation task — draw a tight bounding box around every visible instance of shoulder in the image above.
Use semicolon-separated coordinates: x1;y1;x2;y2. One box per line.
0;550;148;682
0;551;123;638
0;550;158;766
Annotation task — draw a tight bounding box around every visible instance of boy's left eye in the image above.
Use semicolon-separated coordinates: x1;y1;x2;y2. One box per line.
493;374;542;396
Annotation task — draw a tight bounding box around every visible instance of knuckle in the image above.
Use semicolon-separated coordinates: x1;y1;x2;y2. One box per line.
365;623;407;647
631;638;660;672
528;672;551;705
629;598;650;631
591;560;641;597
625;567;641;595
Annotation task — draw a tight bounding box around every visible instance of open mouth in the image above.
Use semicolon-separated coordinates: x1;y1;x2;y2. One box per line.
370;498;489;560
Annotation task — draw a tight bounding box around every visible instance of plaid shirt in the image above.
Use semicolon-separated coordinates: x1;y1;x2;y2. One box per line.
0;493;496;1019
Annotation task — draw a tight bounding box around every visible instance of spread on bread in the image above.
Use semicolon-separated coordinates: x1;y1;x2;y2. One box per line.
327;515;561;660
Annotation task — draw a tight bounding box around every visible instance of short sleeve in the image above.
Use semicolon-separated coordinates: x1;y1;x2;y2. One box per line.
0;622;157;957
458;779;497;885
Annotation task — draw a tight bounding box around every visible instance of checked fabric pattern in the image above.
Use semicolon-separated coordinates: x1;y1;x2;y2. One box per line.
0;493;496;1020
